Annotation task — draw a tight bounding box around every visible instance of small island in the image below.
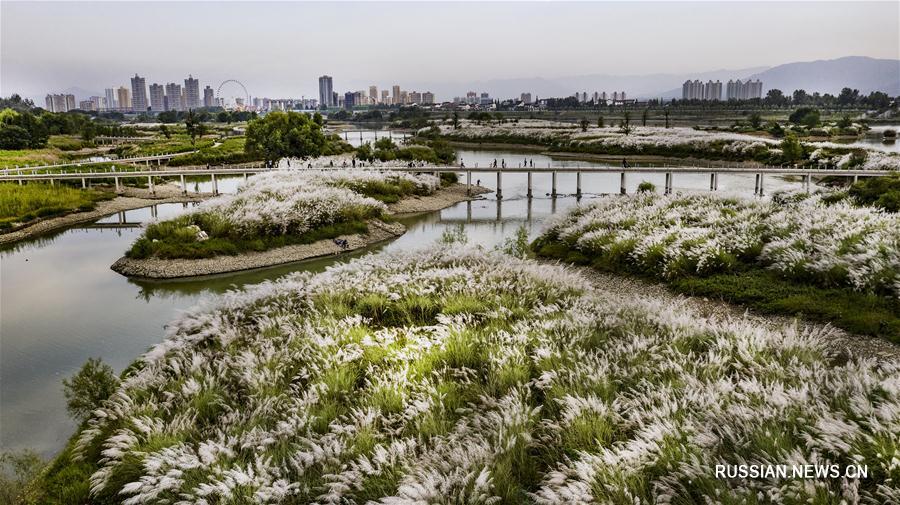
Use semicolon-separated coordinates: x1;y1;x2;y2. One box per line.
111;169;484;279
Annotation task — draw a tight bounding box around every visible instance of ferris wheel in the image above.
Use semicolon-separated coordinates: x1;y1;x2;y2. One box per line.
215;80;250;110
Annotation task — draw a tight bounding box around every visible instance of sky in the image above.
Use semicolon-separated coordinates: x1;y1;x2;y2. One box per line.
2;1;898;101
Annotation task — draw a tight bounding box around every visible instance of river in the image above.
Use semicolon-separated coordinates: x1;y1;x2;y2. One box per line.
0;147;817;458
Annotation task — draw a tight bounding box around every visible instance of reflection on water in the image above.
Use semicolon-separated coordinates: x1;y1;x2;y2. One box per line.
0;147;823;458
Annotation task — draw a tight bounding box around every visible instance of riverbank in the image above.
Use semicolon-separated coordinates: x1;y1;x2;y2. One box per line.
0;183;209;246
110;182;491;279
111;219;406;279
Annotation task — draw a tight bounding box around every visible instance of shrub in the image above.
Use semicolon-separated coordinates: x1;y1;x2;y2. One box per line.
62;358;118;422
636;181;655;193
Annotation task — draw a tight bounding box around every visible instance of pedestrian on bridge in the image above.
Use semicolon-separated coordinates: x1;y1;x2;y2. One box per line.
622;158;628;169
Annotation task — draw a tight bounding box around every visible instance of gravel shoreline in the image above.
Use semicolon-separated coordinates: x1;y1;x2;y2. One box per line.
0;184;209;246
564;263;900;363
111;219;406;279
111;183;491;279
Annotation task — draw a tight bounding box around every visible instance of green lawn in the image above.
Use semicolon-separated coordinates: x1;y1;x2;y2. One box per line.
0;182;114;229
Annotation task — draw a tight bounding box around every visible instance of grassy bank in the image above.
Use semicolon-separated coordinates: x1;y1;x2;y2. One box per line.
535;240;900;340
0;183;114;230
534;191;900;341
25;246;900;503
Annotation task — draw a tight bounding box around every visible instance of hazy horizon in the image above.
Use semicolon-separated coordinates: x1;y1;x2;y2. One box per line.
2;1;898;101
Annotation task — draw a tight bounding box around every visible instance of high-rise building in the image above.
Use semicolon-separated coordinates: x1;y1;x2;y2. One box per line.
369;86;378;104
409;91;422;104
480;92;491;106
165;83;182;111
203;86;215;108
381;90;389;104
130;74;147;112
422;91;435;105
344;91;355;110
104;88;117;110
44;94;75;112
392;85;401;105
725;79;763;100
149;84;166;112
318;75;334;108
521;93;532;104
90;96;103;111
466;91;477;105
117;87;131;112
78;100;93;111
184;75;201;109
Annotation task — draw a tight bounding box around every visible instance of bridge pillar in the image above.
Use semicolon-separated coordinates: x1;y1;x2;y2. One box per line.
620;172;626;195
551;171;557;198
115;177;121;193
244;173;248;182
148;175;155;195
180;174;186;195
805;174;811;193
212;174;218;195
759;173;765;197
466;171;472;195
527;172;533;198
664;172;672;195
710;172;718;191
576;171;582;198
853;174;859;184
754;174;761;196
496;170;502;200
49;178;54;187
81;177;86;188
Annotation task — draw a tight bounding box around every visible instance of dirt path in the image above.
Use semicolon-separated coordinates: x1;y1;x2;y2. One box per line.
569;265;900;363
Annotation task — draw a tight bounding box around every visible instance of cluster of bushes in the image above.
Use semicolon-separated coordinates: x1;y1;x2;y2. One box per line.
355;136;457;165
848;173;900;212
167;137;261;167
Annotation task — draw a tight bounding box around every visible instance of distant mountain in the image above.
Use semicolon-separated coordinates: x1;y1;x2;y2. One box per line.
744;56;900;96
359;67;768;102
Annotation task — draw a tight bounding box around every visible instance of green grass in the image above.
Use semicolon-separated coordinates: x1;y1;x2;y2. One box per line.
126;217;370;260
0;183;114;230
168;136;261;167
534;240;900;342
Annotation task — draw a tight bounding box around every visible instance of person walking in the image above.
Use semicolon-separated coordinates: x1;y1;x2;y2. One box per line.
622;157;628;169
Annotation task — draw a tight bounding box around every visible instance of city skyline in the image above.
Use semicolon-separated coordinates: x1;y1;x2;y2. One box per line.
2;1;897;101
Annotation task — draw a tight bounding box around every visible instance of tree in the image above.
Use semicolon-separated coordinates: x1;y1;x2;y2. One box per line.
62;358;118;422
641;108;649;127
184;109;204;145
597;115;604;128
664;108;670;129
580;118;589;132
780;132;804;163
245;110;333;163
792;89;808;105
620;111;632;134
748;112;762;129
764;89;786;107
865;91;891;109
452;111;460;129
837;87;860;107
159;124;171;139
788;107;820;128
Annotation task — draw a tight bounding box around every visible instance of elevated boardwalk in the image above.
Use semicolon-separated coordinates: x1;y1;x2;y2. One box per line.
0;165;892;197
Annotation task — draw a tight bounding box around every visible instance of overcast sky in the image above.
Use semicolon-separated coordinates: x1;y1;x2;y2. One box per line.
2;1;898;101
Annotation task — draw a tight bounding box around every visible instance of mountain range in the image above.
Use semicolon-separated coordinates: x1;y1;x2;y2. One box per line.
369;56;899;101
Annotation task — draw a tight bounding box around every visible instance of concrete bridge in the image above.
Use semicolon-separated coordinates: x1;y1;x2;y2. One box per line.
0;164;892;198
0;151;197;175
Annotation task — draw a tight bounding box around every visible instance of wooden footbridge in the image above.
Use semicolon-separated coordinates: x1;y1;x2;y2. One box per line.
0;164;892;197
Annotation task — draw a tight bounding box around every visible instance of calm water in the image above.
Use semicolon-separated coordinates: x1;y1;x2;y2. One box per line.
0;147;816;458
